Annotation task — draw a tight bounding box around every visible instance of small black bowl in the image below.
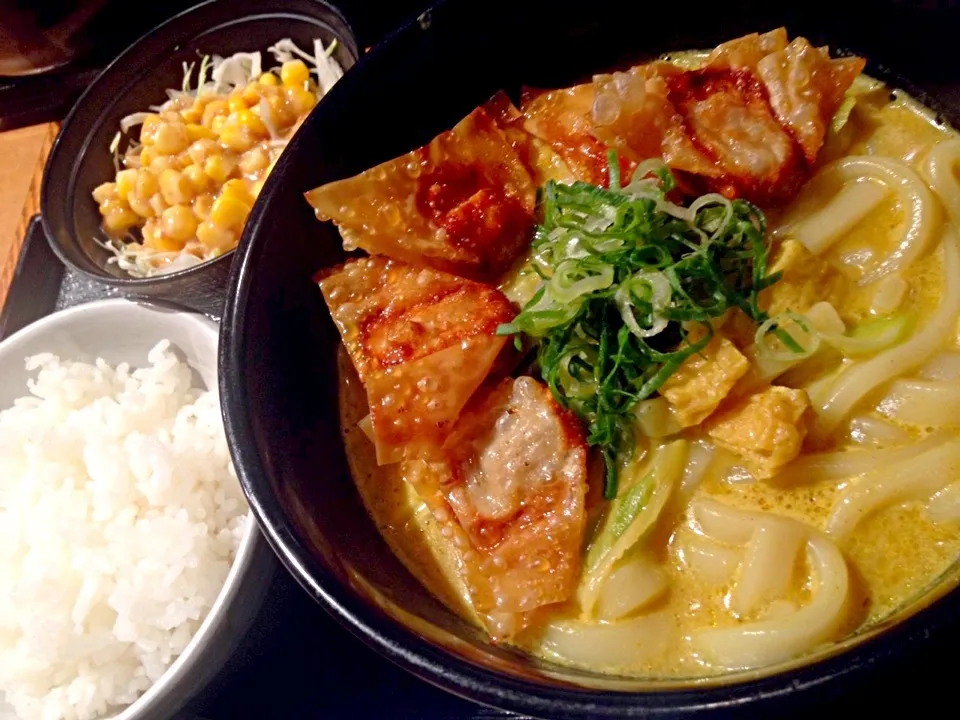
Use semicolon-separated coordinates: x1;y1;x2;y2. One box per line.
40;0;358;317
221;0;960;717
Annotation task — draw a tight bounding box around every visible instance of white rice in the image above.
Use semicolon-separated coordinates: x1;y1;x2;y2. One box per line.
0;340;248;720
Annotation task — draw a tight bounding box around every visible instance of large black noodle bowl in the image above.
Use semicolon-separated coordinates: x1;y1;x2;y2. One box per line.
221;1;960;717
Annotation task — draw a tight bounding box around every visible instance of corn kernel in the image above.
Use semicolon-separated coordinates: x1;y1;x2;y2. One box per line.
240;109;268;134
161;204;199;243
92;182;117;204
135;169;160;201
221;178;252;202
251;178;265;198
264;94;293;128
193;194;215;220
139;146;157;168
115;169;138;201
139;114;162;145
204;154;234;184
242;82;262;105
98;197;125;219
181;105;203;124
149;193;169;217
149;155;175;174
197;219;237;252
128;194;154;218
227;93;247;113
182;164;209;193
160;110;180;123
143;222;183;252
159;168;193;205
217;124;248;152
239;146;270;176
202;100;229;128
259;72;279;86
187;138;218;165
103;207;140;234
210;192;251;229
186;123;216;142
285;86;317;117
280;59;310;88
154;122;190;155
211;115;227;135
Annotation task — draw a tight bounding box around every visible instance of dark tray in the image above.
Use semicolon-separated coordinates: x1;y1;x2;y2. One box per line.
0;217;519;720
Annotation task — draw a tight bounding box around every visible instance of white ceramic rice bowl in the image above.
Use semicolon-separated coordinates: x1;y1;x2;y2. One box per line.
0;298;274;720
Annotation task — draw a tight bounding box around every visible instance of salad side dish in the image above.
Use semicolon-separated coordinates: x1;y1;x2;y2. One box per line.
93;38;342;277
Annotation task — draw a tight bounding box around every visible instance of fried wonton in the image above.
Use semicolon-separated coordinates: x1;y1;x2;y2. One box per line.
519;28;864;202
306;106;537;282
520;83;614;186
403;376;588;641
318;256;515;463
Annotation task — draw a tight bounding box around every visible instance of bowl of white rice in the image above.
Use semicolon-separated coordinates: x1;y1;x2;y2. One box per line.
0;298;273;720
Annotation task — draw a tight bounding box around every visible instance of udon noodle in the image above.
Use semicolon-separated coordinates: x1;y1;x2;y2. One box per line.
307;28;960;679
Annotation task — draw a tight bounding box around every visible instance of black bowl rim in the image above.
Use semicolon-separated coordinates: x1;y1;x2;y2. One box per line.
39;0;357;289
221;2;960;717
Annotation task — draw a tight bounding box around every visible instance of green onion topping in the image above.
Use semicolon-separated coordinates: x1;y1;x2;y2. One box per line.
497;153;786;499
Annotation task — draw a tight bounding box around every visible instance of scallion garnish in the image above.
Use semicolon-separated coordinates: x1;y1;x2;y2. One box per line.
497;153;787;499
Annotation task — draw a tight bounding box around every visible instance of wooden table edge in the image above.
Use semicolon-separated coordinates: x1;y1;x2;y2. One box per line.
0;121;59;312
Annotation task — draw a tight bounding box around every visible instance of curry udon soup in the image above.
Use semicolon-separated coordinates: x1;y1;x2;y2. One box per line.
306;27;960;678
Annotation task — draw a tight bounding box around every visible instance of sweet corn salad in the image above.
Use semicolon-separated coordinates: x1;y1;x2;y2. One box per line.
93;39;343;277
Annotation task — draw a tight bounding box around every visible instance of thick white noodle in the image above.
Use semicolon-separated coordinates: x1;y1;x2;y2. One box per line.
917;350;960;382
927;482;960;523
922;138;960;225
813;225;960;438
731;521;805;618
596;555;668;621
877;379;960;426
676;531;743;584
848;414;911;446
826;438;960;538
782;179;889;254
776;431;947;484
535;612;675;669
777;156;937;285
689;498;849;670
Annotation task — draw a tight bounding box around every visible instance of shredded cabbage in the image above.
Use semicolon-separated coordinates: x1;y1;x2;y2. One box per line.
101;37;344;278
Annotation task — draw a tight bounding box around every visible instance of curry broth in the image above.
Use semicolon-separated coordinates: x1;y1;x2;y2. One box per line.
336;86;960;677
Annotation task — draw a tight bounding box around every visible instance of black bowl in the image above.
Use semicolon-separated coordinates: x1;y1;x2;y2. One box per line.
221;0;960;717
40;0;358;317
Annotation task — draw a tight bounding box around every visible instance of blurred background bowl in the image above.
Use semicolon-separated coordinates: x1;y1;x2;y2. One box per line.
39;0;358;317
0;297;274;720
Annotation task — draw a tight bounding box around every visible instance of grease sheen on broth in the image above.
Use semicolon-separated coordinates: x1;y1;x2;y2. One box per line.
336;85;960;678
306;24;960;681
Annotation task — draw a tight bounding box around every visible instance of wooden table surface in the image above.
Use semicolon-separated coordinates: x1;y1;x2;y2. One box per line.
0;121;58;312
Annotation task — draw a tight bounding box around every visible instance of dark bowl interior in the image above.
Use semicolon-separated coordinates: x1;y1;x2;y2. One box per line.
40;0;358;317
221;0;960;717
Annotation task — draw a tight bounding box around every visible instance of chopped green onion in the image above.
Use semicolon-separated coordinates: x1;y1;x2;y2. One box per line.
607;149;621;191
755;312;820;363
497;153;785;498
821;313;915;357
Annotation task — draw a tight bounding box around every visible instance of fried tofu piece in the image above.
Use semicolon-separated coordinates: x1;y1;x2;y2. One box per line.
319;257;515;463
706;386;811;479
403;376;588;641
762;239;848;316
661;335;751;427
306;106;536;281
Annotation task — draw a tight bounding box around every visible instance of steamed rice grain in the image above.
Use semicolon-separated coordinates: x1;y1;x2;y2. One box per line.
0;341;248;720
